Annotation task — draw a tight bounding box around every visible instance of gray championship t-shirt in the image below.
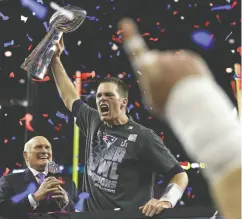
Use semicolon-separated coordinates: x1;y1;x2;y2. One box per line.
72;100;179;211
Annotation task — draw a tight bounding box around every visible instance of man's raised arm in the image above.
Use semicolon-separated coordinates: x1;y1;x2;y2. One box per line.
51;37;79;111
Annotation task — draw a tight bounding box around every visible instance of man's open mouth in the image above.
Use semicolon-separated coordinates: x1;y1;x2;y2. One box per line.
100;104;109;116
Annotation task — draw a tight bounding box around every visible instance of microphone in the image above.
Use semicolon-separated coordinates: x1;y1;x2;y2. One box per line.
46;161;59;178
45;161;63;205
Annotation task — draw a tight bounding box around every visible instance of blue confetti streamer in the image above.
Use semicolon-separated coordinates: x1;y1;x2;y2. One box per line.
211;5;232;11
11;182;37;204
56;111;68;123
74;192;89;212
4;40;14;47
20;0;47;20
136;113;140;120
43;21;49;32
0;12;9;20
26;34;33;42
86;16;96;21
48;119;54;125
191;30;214;50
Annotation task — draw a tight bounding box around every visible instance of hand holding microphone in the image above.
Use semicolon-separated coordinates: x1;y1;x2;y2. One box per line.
45;161;69;208
33;177;61;202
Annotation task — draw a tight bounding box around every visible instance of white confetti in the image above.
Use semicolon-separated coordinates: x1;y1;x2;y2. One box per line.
21;15;28;23
50;2;74;20
225;31;232;41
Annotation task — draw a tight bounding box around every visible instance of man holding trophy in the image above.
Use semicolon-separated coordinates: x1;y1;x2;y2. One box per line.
20;3;241;219
21;4;189;217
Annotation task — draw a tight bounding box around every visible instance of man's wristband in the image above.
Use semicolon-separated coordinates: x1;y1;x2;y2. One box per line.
159;183;183;208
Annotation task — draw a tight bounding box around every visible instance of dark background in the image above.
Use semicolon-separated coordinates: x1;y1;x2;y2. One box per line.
0;0;240;208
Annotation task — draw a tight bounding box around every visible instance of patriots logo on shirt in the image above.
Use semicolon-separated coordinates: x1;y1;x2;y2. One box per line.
103;135;117;148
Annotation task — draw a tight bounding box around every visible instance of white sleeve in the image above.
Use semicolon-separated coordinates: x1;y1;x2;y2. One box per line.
28;194;39;210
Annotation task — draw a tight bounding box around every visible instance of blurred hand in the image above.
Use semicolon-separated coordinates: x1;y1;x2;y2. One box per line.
33;177;62;201
139;198;172;217
119;18;213;115
52;36;65;59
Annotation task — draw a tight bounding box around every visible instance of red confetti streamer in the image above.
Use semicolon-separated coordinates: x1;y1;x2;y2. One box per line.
112;37;122;44
193;25;200;28
15;162;22;167
4;139;8;144
19;113;34;132
149;38;159;41
231;0;237;8
160;29;165;33
135;101;140;107
3;167;10;176
173;10;178;15
42;114;49;117
9;72;14;78
141;32;150;36
58;176;65;184
28;44;32;51
55;126;60;131
73;71;95;80
160;132;165;141
216;14;220;22
237;46;242;55
231;21;236;26
180;161;189;166
204;21;210;27
32;76;50;82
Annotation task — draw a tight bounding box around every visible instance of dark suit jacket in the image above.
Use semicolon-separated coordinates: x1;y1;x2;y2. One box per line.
0;168;78;218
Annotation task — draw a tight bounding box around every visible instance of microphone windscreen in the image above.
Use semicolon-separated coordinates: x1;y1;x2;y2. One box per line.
46;161;59;176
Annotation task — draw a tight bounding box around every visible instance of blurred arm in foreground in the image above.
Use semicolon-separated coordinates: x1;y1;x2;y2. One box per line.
119;18;241;219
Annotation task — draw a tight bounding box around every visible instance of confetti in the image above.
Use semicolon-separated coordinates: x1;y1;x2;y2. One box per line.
191;30;214;50
19;113;34;131
3;167;10;176
237;46;242;56
43;21;49;32
20;0;47;20
11;182;37;203
0;12;9;20
50;2;74;20
56;111;68;123
86;16;96;21
26;34;33;42
20;15;28;23
211;5;232;11
9;72;15;78
4;40;14;47
74;193;89;212
32;76;50;82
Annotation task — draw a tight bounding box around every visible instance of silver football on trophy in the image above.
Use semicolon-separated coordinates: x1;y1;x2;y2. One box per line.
20;5;87;79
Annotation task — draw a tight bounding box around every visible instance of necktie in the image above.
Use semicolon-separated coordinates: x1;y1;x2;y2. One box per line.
36;173;45;184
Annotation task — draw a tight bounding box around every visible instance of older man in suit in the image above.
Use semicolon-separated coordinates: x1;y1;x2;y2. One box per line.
0;136;78;218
